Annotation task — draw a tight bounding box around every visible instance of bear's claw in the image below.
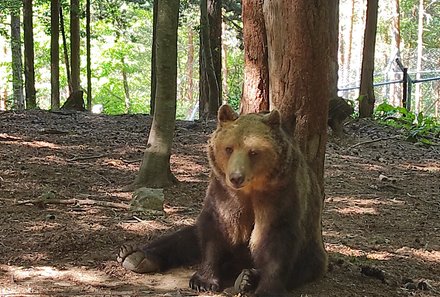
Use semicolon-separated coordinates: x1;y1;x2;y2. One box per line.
189;272;221;292
234;268;260;293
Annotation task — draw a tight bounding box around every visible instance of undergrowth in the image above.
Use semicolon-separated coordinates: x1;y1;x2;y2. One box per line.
374;103;440;145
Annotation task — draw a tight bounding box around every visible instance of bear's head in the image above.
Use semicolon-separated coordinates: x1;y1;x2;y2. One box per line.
208;105;291;193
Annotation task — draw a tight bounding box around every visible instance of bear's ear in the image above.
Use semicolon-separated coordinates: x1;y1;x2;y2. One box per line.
218;104;239;124
263;109;281;128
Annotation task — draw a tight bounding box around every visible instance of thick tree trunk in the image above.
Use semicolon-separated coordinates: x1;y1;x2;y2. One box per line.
51;0;60;110
133;0;180;189
23;0;36;109
263;0;338;186
10;8;25;110
241;0;269;114
199;0;220;120
70;0;81;94
359;0;379;118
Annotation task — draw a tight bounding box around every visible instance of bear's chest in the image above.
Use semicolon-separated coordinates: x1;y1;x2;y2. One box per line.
217;198;255;245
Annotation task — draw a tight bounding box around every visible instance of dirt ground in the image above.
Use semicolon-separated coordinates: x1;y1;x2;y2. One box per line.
0;110;439;297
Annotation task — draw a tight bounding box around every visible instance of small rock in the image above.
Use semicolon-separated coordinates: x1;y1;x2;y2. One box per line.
404;282;417;290
417;280;432;291
46;214;56;220
130;187;164;212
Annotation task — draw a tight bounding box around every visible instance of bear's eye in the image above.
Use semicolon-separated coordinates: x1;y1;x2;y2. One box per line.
225;147;233;155
249;149;258;157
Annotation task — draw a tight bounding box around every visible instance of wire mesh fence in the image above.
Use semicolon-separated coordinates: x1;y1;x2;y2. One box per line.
338;48;440;118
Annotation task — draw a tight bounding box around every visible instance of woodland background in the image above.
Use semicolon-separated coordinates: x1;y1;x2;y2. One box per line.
0;0;440;118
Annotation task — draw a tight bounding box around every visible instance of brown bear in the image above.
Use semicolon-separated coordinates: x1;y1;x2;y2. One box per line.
118;105;328;297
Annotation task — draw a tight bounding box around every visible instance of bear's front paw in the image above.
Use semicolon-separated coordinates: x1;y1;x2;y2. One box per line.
234;268;260;293
189;271;221;292
117;244;160;273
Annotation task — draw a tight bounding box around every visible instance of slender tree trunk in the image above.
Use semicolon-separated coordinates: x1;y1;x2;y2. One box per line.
86;0;91;110
221;27;228;101
70;0;81;93
10;8;25;110
359;0;379;118
132;0;180;189
150;0;158;115
60;6;71;93
23;0;36;109
199;46;207;118
415;0;424;114
51;0;60;110
263;0;338;186
208;0;222;106
241;0;269;114
390;0;401;107
344;0;356;87
199;0;220;119
186;27;194;104
121;57;131;113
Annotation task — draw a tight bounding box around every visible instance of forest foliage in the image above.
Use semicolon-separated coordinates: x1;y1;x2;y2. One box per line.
0;0;243;118
0;0;439;120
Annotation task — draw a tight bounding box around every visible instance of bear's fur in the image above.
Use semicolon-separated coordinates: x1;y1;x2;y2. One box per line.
118;105;327;297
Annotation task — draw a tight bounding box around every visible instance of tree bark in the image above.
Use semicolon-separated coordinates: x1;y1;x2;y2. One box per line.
23;0;36;109
359;0;379;118
70;0;81;94
199;0;221;120
208;0;222;105
263;0;338;186
132;0;180;189
10;7;25;110
240;0;269;114
51;0;60;110
60;6;72;93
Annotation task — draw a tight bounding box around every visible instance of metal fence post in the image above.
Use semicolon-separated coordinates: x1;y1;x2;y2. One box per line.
402;67;408;109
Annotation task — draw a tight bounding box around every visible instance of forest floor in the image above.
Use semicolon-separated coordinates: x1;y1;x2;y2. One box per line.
0;110;439;297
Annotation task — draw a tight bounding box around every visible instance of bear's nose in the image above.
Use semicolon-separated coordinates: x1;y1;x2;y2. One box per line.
229;172;245;188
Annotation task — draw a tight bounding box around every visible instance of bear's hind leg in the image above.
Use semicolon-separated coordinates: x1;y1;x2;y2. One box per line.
118;225;200;273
